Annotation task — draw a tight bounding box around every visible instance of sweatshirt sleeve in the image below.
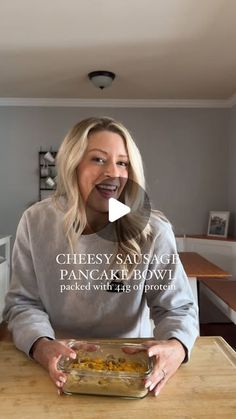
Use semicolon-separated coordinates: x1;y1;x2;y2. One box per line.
145;218;199;361
3;212;55;356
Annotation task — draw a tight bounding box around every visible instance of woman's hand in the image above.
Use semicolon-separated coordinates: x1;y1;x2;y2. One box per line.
144;338;186;396
31;338;76;393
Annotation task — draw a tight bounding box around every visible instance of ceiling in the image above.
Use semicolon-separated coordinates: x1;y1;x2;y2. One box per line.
1;0;236;100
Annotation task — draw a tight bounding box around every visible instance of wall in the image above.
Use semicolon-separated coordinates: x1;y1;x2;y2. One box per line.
228;104;236;235
0;106;229;240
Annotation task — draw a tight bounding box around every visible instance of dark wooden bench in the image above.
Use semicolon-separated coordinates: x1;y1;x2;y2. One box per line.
0;321;12;341
201;279;236;324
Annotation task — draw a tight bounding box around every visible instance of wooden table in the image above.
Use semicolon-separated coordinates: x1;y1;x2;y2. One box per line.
179;252;231;279
201;279;236;325
0;337;235;419
179;252;231;305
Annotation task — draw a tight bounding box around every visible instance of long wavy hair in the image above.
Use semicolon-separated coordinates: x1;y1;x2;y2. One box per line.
54;117;163;276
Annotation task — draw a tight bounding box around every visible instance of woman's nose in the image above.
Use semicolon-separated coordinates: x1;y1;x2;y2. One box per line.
104;162;119;177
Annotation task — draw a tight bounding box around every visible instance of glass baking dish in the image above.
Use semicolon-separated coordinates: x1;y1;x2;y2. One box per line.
57;340;153;398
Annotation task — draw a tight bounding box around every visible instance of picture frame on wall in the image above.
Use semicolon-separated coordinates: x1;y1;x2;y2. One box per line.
207;211;230;238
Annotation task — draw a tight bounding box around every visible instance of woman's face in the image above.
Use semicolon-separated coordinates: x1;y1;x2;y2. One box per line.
77;130;129;214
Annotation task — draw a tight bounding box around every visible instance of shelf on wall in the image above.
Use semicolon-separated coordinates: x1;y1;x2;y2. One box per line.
185;235;236;242
38;150;57;201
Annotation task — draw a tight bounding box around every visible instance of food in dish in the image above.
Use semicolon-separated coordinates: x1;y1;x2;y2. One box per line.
58;341;153;398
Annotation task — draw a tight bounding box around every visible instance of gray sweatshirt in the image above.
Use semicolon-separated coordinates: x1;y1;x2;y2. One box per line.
3;198;198;358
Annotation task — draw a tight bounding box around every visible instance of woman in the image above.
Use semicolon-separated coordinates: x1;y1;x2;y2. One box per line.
3;117;198;396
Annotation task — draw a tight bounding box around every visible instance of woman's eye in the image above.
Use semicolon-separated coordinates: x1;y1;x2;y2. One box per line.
117;161;129;167
92;157;105;164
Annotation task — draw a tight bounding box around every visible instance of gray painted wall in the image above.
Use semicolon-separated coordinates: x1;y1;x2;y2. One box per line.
229;104;236;235
0;106;230;240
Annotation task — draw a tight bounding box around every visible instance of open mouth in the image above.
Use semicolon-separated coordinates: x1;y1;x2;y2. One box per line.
95;183;119;198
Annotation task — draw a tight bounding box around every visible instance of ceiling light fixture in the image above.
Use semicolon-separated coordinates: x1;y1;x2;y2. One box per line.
88;71;116;90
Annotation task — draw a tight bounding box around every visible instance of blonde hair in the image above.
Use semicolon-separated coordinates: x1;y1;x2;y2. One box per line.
54;117;163;276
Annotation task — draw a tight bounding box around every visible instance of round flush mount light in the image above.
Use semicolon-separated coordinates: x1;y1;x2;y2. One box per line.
88;71;116;90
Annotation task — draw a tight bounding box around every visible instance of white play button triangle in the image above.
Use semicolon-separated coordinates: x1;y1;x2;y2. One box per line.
85;178;151;240
108;198;130;222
